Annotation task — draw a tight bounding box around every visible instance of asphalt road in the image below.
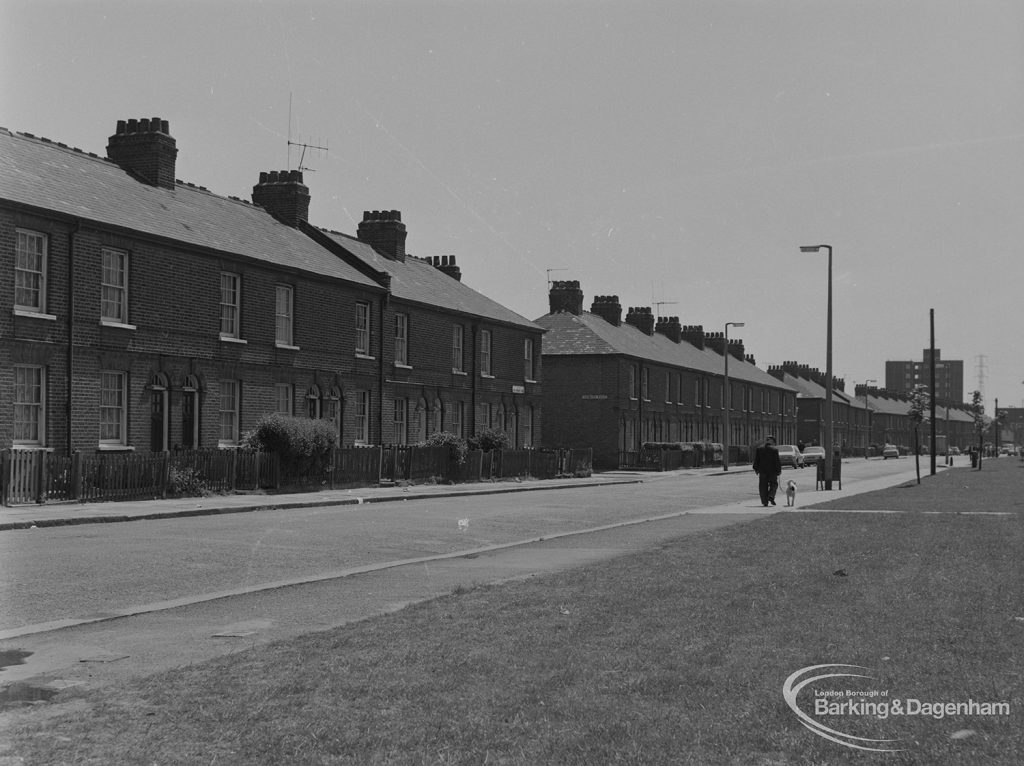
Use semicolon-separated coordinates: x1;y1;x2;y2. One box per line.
0;457;920;706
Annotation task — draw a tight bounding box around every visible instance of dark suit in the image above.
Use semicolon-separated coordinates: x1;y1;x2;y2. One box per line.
752;443;782;506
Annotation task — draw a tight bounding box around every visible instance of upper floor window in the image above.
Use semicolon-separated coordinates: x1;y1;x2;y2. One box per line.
275;285;294;346
629;365;638;400
641;368;650;401
355;302;371;355
13;365;45;446
15;230;47;313
480;330;492;376
99;371;127;447
394;313;409;366
524;338;535;381
664;372;671;403
676;373;683;404
101;248;128;324
220;272;241;338
452;324;465;372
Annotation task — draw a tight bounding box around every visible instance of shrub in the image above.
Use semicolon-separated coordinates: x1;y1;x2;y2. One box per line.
420;431;469;464
167;466;210;497
244;413;338;475
468;427;512;452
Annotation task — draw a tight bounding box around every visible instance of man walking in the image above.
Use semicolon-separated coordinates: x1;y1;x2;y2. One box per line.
753;435;782;507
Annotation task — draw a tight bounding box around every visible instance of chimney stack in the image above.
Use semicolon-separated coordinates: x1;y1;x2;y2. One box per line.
107;117;177;189
624;307;655;335
358;210;407;261
548;280;583;315
590;295;622;326
681;325;705;349
655;315;682;343
430;255;462;281
252;170;310;227
728;338;745;361
705;331;726;356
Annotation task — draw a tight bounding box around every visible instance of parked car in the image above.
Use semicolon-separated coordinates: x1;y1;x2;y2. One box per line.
882;445;900;459
949;447;961;456
776;445;805;469
802;446;826;465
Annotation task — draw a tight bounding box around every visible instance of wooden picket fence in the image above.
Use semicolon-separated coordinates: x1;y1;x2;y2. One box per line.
0;446;593;506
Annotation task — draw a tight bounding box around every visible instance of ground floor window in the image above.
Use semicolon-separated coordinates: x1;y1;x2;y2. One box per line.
394;398;408;444
181;375;200;449
13;365;45;446
353;391;369;445
219;380;240;446
100;371;127;447
275;383;293;415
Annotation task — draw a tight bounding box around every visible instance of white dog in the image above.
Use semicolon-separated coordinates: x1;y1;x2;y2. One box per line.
785;480;797;507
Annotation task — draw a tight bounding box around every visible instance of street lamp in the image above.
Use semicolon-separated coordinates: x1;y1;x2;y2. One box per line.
862;379;876;459
800;244;834;489
722;321;745;472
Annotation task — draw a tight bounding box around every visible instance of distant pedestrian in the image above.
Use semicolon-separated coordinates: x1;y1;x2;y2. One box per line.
753;435;782;507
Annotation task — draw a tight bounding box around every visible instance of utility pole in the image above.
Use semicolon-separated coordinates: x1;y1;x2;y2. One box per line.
930;309;937;475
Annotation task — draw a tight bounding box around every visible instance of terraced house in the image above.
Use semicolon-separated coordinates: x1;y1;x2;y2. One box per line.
536;281;797;469
0;117;543;455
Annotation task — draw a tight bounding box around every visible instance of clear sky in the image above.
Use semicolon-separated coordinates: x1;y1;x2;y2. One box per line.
3;0;1022;409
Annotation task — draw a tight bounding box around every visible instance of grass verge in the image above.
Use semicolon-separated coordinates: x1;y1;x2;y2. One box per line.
3;463;1023;765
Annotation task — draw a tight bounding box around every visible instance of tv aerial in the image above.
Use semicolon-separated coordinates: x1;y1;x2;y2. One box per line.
287;93;328;173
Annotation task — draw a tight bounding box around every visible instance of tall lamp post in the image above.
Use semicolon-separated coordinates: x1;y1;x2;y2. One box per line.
862;379;876;458
800;244;834;489
722;321;745;471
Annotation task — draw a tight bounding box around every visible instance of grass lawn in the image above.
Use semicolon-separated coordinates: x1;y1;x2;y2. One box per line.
3;461;1023;765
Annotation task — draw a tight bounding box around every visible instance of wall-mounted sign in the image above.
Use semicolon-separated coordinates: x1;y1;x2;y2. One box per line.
511;385;525;394
582;394;609;400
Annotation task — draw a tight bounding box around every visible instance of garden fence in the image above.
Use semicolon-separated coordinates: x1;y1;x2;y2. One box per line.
1;446;593;507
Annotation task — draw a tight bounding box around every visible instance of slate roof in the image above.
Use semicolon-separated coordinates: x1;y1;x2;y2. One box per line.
535;310;794;390
0;128;381;289
317;229;543;331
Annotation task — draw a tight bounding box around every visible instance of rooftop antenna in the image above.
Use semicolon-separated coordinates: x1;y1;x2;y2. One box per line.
546;268;568;290
287;93;329;173
651;283;677;319
653;300;678;319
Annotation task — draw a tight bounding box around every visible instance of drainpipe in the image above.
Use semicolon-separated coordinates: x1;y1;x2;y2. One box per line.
378;295;387;445
66;220;81;454
470;324;478;437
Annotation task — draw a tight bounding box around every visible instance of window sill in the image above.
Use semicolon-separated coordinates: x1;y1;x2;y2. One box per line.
101;320;137;331
525;379;537;384
276;343;300;351
220;335;248;344
12;444;54;452
394;363;413;370
218;442;240;449
355;353;375;361
98;444;135;452
14;309;57;321
480;373;495;379
452;369;468;376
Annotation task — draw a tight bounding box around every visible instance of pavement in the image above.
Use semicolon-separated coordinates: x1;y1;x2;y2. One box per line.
0;472;652;532
1;455;959;531
0;457;961;713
